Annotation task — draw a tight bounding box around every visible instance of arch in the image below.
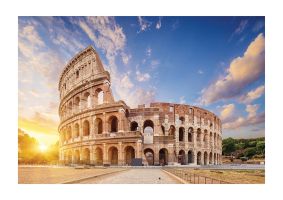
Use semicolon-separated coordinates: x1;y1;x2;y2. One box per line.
179;127;184;142
204;151;208;165
83;120;90;136
95;118;103;134
168;125;176;138
209;152;213;164
143;120;154;133
96;88;104;105
125;146;135;165
204;133;208;143
130;121;138;131
82;148;90;164
210;132;213;143
74;150;80;164
188;150;194;164
197;128;201;142
108;146;118;165
214;133;217;146
68;101;72;115
197;151;202;165
74;96;80;112
188;127;193;142
74;123;79;138
179;116;185;125
161;125;165;135
178;150;186;165
67;126;72;140
82;92;91;109
144;148;154;166
108;116;118;133
159;148;168;166
95;147;103;165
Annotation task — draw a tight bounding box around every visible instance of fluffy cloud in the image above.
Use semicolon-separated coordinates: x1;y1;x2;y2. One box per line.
200;33;265;105
238;85;265;104
220;104;235;122
136;70;151;82
156;17;162;29
179;96;186;104
138;16;151;32
223;104;264;130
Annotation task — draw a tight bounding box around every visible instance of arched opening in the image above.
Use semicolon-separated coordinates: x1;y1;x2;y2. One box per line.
178;150;186;165
168;125;176;138
108;146;118;165
83;148;90;164
74;96;80;113
204;151;208;165
74;123;79;138
125;146;135;165
209;152;213;164
197;128;201;142
83;120;90;136
179;127;184;142
143;120;154;134
188;151;193;164
68;101;72;115
130;121;138;131
204;134;208;143
74;150;80;164
96;88;104;105
197;152;202;165
95;118;103;134
144;148;154;166
188;127;193;142
159;148;168;166
179;116;185;125
95;147;103;165
109;116;118;133
210;132;213;143
83;92;91;109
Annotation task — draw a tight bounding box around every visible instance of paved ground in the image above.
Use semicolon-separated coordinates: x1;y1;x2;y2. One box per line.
78;169;181;184
18;166;125;184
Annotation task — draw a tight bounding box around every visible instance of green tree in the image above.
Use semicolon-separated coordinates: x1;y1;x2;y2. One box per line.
222;137;236;155
244;147;257;158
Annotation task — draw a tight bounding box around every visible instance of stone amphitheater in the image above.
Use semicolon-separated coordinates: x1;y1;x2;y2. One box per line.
58;46;222;166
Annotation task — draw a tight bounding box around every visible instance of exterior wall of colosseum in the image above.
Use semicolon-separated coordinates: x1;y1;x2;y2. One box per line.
58;46;222;166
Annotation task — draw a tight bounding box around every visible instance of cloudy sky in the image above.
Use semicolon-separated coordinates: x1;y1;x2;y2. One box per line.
18;16;265;146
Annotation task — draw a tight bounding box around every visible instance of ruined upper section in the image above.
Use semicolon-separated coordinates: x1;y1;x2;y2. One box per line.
58;46;110;100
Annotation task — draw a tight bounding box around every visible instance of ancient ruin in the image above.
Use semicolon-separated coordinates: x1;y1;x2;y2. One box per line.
58;46;222;166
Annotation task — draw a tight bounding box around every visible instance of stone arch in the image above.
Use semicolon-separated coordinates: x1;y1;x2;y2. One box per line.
68;101;72;115
95;88;104;105
204;133;209;143
130;121;138;131
83;120;90;136
161;125;165;135
197;128;201;142
209;152;213;164
125;146;135;165
74;149;80;164
188;127;193;142
143;120;154;134
204;151;208;165
94;118;103;134
179;127;185;142
83;92;91;109
188;150;194;164
74;123;79;138
95;147;103;165
179;116;185;125
144;148;154;166
108;115;118;133
197;151;202;165
82;148;90;164
178;150;186;165
210;132;213;143
108;146;118;165
168;125;176;138
159;148;168;166
74;96;80;112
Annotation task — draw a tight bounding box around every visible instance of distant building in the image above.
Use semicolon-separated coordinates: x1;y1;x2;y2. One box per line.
58;46;222;166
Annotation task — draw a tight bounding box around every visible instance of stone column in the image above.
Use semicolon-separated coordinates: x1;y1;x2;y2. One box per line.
90;145;94;164
193;150;197;165
118;142;123;165
103;113;107;134
168;144;175;165
136;140;142;158
103;143;108;165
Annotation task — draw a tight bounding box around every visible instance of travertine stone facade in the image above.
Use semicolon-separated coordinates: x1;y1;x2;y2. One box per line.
58;46;222;166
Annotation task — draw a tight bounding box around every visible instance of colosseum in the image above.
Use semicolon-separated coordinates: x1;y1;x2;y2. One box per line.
58;46;222;166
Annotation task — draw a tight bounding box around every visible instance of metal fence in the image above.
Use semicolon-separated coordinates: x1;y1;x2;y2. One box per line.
164;168;232;184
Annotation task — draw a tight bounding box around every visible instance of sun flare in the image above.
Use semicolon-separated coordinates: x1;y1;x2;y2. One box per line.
39;144;48;152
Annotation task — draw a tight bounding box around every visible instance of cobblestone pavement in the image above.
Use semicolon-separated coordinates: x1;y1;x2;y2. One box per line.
18;166;125;184
79;169;181;184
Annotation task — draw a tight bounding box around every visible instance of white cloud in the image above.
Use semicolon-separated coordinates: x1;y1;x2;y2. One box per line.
156;17;162;29
200;33;265;105
238;85;265;104
121;74;134;89
137;16;151;32
220;104;235;122
197;70;204;74
146;47;152;57
136;70;151;82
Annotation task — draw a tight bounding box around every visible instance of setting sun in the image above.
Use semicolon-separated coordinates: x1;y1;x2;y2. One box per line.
39;144;48;152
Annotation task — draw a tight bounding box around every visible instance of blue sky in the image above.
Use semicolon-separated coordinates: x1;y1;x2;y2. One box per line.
18;16;265;145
